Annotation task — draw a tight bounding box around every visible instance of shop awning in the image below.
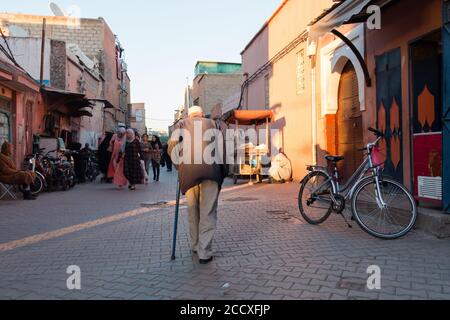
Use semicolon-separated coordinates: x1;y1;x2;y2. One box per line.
226;110;274;126
41;86;94;118
89;98;115;109
308;0;372;40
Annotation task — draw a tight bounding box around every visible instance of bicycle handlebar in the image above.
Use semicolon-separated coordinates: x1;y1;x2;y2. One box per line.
368;127;384;138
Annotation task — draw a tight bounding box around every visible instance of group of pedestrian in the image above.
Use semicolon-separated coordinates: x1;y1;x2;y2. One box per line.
141;134;163;182
97;127;171;191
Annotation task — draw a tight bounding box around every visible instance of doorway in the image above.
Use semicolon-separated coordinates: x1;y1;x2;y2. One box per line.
410;30;442;204
335;61;364;183
0;98;11;146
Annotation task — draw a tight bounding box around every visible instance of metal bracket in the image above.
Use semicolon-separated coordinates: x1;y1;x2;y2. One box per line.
331;29;372;87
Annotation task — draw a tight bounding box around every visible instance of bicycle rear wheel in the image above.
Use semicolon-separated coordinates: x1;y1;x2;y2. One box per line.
19;174;44;196
299;171;333;225
352;178;417;239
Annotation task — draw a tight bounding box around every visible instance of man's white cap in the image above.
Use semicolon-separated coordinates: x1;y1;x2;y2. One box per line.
188;106;204;118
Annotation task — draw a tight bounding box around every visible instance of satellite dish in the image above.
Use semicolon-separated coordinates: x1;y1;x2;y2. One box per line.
49;2;67;16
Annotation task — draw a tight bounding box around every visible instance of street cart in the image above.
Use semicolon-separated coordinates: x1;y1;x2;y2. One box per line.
225;110;274;185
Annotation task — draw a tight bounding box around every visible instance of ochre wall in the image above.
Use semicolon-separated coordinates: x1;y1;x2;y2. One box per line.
242;0;335;180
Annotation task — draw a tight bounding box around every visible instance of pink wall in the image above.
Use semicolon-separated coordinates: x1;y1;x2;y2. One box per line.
102;22;121;110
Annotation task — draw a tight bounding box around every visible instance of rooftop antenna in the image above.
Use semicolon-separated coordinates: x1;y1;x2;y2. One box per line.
49;2;67;16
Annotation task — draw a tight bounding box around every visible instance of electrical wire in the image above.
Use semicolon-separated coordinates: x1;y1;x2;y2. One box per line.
0;28;16;62
0;28;36;80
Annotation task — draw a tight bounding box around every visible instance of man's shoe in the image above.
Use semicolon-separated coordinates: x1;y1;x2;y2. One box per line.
199;257;214;265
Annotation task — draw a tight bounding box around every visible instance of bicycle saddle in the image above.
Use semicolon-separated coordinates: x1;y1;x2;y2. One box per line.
325;155;345;163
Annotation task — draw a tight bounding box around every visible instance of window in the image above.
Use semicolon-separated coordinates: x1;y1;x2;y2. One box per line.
135;109;144;122
0;112;10;145
264;75;270;109
296;49;306;95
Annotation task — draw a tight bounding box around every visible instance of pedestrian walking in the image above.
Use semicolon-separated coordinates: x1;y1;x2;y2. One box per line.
150;135;163;182
140;134;152;180
124;129;144;191
98;132;113;182
109;128;128;188
169;106;227;264
162;143;173;172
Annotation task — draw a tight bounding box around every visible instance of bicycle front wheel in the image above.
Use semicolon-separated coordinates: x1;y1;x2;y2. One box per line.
352;178;417;239
299;171;333;225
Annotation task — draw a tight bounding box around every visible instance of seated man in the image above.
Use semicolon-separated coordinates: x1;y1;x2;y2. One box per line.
0;141;37;200
269;149;293;183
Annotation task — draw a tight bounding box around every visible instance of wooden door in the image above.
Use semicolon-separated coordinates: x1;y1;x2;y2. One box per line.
336;61;364;183
376;48;403;183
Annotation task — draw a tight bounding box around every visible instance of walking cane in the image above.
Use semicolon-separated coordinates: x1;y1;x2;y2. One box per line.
171;178;182;261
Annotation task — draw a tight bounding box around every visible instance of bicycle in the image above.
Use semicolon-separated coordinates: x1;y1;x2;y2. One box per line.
298;128;417;239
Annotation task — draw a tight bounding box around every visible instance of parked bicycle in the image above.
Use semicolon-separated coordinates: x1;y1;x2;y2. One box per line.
298;127;417;239
21;149;47;196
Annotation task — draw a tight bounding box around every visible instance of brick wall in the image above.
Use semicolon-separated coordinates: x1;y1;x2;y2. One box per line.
193;73;244;116
50;40;66;90
0;14;122;109
0;15;104;60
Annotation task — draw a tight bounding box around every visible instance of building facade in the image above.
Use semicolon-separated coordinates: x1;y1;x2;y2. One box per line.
192;61;244;117
0;13;130;132
0;58;41;164
241;0;336;180
242;0;449;212
129;103;147;136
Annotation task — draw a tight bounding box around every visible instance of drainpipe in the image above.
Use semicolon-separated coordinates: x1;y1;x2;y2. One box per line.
311;65;317;164
39;18;46;87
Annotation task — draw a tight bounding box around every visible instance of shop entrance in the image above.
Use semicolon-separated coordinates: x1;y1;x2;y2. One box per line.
410;30;442;205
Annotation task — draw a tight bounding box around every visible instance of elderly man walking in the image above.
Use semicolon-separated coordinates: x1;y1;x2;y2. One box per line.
169;106;227;264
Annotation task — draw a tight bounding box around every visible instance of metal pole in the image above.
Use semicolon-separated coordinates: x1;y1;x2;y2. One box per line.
171;178;182;260
39;18;46;87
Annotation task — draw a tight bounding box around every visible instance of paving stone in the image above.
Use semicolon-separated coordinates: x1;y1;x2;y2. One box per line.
1;179;450;301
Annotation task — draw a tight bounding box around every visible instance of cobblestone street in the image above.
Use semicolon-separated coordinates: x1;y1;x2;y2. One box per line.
1;170;450;300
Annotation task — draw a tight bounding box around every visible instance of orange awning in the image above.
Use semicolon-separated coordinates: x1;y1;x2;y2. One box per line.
226;110;274;126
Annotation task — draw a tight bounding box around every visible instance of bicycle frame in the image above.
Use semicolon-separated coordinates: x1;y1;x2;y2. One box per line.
307;136;387;208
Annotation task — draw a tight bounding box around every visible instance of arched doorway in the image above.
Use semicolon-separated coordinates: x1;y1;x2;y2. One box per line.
336;61;364;183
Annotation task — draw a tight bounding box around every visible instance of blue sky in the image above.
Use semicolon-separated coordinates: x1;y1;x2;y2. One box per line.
1;0;280;131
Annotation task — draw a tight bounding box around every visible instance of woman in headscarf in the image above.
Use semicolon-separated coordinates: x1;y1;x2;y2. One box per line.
0;141;37;200
150;135;163;182
140;134;152;177
107;128;126;180
123;129;144;190
108;128;128;188
98;132;113;182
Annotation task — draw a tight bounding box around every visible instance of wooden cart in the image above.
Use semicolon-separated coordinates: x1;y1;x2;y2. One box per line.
225;110;274;185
